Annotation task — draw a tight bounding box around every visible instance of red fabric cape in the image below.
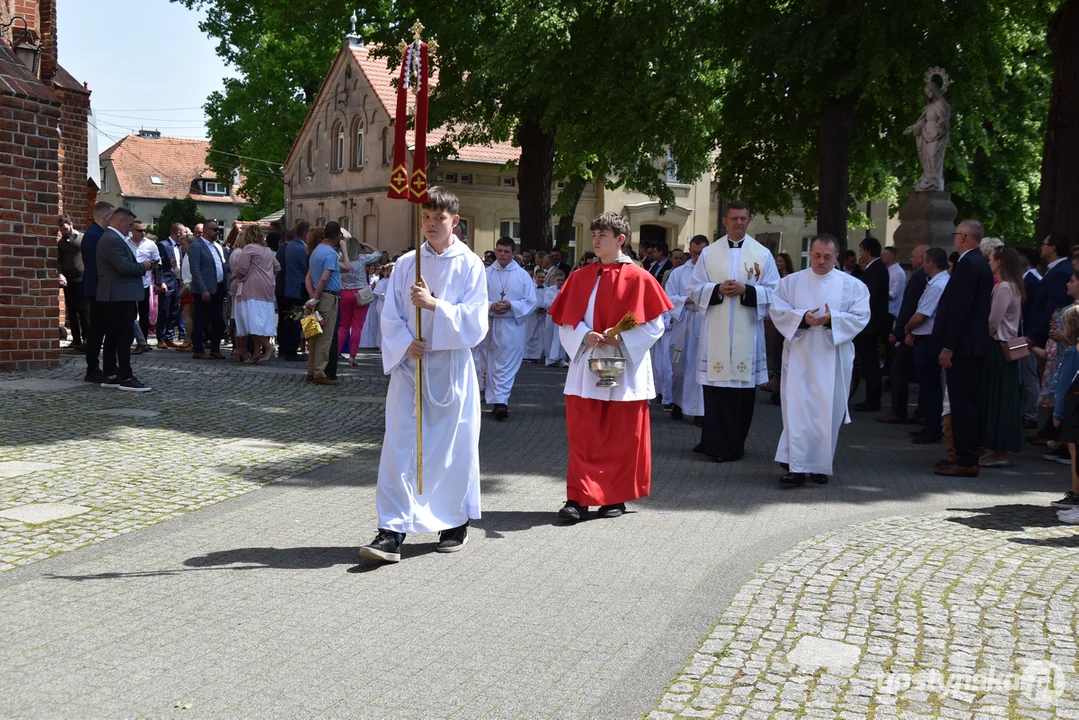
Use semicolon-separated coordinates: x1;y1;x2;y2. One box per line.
548;261;673;332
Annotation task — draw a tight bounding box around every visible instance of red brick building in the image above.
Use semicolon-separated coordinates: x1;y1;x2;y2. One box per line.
0;0;95;371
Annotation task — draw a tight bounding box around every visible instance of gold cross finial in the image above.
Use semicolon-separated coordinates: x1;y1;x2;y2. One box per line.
412;20;425;42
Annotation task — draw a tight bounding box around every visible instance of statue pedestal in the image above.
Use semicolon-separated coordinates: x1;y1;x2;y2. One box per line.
893;191;958;253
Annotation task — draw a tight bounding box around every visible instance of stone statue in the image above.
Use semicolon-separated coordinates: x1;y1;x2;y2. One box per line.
904;67;951;192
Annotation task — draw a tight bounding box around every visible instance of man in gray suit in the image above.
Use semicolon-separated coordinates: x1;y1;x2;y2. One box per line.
188;220;227;359
96;207;154;392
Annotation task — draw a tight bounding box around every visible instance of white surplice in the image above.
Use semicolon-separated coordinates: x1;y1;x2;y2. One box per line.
770;268;870;475
665;260;705;415
524;283;547;361
474;260;538;405
651;310;673;404
558;258;665;401
544;284;568;366
358;276;381;349
689;235;779;387
377;237;488;533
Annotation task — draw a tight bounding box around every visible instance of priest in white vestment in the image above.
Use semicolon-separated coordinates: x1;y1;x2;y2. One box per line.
524;267;548;362
688;202;780;462
770;234;870;486
360;188;488;564
543;271;568;367
666;235;709;421
473;238;538;420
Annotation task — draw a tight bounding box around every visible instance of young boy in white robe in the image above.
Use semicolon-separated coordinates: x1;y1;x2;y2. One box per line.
524;267;548;362
769;233;870;487
359;187;489;563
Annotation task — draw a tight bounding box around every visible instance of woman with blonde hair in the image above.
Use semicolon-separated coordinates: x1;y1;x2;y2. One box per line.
231;223;281;363
226;230;250;360
338;235;383;366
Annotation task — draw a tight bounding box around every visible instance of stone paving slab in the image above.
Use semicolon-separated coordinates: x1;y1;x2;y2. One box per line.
651;507;1079;720
0;351;1076;718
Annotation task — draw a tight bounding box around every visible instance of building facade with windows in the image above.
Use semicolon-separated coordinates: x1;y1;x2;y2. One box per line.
285;36;895;263
98;131;246;230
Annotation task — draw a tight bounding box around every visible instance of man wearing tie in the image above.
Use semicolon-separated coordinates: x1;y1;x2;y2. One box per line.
932;219;994;477
649;243;672;287
155;223;185;348
188;220;227;360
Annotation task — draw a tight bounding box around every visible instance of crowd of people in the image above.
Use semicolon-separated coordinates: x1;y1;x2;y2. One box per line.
58;192;1079;560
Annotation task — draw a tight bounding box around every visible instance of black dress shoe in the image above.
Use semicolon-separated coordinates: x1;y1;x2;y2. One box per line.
671;405;683;421
492;404;509;421
597;503;625;518
779;472;806;487
558;500;587;523
810;474;828;484
852;402;881;412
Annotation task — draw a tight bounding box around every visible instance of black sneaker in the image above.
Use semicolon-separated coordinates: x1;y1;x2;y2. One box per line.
597;503;626;518
359;530;403;563
1050;491;1079;509
1044;446;1070;461
84;369;106;384
436;523;469;553
99;375;121;388
118;377;151;393
558;500;587;523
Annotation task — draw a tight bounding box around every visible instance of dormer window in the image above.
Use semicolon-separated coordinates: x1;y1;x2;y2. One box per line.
150;175;163;185
204;181;226;195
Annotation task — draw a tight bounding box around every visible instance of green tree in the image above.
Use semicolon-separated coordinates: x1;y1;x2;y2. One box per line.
153;197;205;237
370;0;718;252
173;0;374;218
705;0;1055;246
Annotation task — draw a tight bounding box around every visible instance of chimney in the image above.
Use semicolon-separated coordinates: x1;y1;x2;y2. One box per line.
138;129;161;140
37;0;56;82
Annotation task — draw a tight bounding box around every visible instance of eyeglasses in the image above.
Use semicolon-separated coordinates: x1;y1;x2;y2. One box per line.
132;228;146;233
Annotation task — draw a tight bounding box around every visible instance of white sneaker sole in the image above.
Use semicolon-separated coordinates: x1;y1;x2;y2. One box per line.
118;386;152;392
358;546;400;563
435;535;468;553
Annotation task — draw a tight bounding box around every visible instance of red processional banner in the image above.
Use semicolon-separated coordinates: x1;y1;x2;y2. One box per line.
387;40;429;204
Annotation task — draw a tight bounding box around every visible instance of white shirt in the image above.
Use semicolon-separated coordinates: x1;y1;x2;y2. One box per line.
201;237;224;283
1025;268;1043;281
887;262;906;317
125;236;161;287
912;270;951;336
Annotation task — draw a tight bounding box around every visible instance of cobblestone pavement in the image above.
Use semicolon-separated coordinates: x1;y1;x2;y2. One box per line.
0;349;387;569
651;507;1079;720
0;349;1076;718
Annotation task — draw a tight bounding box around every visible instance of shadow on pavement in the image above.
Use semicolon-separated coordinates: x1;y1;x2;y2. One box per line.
943;503;1063;531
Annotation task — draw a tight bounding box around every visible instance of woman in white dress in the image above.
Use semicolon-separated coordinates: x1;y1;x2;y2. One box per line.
524;267;547;362
358;263;383;350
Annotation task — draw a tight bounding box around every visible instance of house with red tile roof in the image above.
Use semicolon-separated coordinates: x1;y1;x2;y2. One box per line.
98;131;247;231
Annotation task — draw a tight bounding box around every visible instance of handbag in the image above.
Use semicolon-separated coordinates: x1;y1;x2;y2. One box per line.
300;310;324;339
1001;315;1030;362
356;286;375;307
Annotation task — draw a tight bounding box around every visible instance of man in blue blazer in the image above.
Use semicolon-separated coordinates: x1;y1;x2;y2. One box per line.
188;220;227;359
1030;234;1072;348
932;220;995;477
96;207;154;391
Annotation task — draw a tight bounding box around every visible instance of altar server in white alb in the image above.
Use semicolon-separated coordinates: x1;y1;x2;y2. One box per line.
523;266;548;362
359;187;488;563
474;237;538;420
770;233;870;487
689;200;780;463
666;235;709;422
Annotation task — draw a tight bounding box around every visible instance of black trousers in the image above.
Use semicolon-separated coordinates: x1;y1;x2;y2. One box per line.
156;285;179;343
85;297;105;373
945;356;985;467
889;341;919;419
102;301;137;380
854;332;882;406
699;385;756;459
62;279;90;345
913;336;943;435
278;296;304;357
137;286;152;342
325;308;340;380
881;315;896;375
193;286;225;353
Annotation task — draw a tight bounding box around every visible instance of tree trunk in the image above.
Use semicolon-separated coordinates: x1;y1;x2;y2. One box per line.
516;118;556;252
817;93;859;250
554;173;589;251
1036;0;1079;242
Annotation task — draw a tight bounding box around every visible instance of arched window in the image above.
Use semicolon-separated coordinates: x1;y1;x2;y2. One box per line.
381;127;390;166
331;121;345;171
352;117;365;169
306;140;313;178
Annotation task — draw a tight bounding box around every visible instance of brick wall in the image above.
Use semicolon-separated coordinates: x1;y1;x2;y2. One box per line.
0;45;62;371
